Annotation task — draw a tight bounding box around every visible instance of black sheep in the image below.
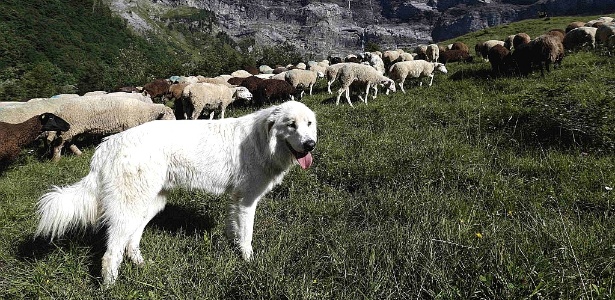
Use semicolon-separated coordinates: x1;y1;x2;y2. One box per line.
0;113;70;167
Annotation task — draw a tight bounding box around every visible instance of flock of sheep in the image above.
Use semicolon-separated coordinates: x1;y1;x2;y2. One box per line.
0;16;613;169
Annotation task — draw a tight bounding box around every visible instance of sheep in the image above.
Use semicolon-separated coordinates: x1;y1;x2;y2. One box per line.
183;83;252;120
413;45;428;60
230;70;253;78
259;65;274;74
227;77;247;86
547;29;566;43
0;97;83;124
197;77;234;87
563;27;597;50
426;44;440;62
167;83;190;119
104;92;153;103
83;91;108;96
328;56;343;64
438;50;473;64
532;34;564;76
271;72;287;81
295;62;307;70
566;21;586;33
513;33;531;49
272;66;287;74
388;60;448;93
142;79;171;101
488;44;512;75
596;25;615;44
48;97;174;161
243;66;260;75
284;69;323;98
239;76;264;94
344;54;360;63
335;63;396;106
383;50;402;70
325;63;352;94
479;40;506;60
308;64;327;77
399;52;415;62
255;79;297;104
504;35;516;50
451;42;470;53
363;52;386;74
0;113;70;167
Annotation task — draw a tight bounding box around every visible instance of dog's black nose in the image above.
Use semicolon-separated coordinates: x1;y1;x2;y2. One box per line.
303;140;316;152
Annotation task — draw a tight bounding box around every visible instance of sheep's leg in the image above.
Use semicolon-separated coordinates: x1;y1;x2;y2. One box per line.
69;144;83;156
327;80;334;94
52;138;66;162
309;84;313;96
300;90;305;99
373;84;379;99
220;108;226;119
364;84;370;104
335;88;344;105
428;74;434;87
400;80;406;94
209;111;215;120
345;87;353;107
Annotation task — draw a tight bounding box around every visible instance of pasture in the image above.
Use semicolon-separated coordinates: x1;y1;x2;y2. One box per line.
1;18;615;299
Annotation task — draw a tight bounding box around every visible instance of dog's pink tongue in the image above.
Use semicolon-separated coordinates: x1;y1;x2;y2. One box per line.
297;152;313;170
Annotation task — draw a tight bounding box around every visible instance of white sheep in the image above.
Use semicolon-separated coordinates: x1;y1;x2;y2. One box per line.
388;60;448;93
49;97;175;161
363;52;386;74
182;83;252;120
0;97;84;124
399;52;415;62
564;27;598;50
426;44;440;62
295;62;307;70
230;70;252;78
285;69;323;98
325;63;352;94
83;91;108;96
259;65;274;74
335;63;396;107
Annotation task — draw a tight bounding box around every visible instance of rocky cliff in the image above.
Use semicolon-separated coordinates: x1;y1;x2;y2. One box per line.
105;0;615;59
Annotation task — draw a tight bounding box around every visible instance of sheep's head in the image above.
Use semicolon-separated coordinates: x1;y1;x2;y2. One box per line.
434;63;448;74
380;78;396;93
234;86;253;102
316;71;325;78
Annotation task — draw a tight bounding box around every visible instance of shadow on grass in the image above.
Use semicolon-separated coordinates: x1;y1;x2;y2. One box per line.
15;203;216;285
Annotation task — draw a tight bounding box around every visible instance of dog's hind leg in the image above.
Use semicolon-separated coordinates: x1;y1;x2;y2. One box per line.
101;213;141;287
126;192;167;265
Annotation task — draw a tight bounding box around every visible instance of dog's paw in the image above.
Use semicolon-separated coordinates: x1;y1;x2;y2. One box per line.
240;245;253;261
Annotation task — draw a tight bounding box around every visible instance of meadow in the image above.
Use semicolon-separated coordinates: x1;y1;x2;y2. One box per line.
1;16;615;299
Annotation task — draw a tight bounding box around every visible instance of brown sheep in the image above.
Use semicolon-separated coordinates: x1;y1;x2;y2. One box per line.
239;76;264;94
488;44;512;75
167;83;190;119
566;21;586;33
451;41;469;53
438;50;473;64
546;29;566;43
227;77;247;86
142;79;171;101
255;79;297;104
596;25;615;44
0;113;70;167
513;33;531;50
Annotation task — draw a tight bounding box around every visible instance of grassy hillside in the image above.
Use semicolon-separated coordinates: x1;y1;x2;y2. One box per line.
1;14;614;299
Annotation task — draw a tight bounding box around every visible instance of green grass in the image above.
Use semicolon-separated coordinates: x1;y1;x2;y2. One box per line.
2;16;615;299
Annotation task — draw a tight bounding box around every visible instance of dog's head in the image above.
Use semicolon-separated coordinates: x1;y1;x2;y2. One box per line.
267;101;317;170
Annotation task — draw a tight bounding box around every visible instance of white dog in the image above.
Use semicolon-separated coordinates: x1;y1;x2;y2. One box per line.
35;101;317;286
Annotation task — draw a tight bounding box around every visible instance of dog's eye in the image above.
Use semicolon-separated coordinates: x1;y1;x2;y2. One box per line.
288;122;296;129
307;121;312;126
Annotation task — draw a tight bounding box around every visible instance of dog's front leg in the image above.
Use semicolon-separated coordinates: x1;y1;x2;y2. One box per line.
227;196;259;261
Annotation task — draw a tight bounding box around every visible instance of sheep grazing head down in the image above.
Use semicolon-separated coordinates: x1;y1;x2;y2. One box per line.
234;86;253;102
434;63;448;74
380;78;396;93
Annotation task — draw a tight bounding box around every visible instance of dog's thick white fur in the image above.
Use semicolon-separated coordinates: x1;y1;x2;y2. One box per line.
35;101;317;286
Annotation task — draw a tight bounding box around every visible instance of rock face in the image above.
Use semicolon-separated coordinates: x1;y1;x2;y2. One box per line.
105;0;615;58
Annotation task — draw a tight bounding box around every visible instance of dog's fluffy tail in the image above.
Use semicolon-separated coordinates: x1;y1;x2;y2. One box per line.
35;173;100;239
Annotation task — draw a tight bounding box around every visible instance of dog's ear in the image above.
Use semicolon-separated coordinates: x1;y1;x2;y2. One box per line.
267;120;275;133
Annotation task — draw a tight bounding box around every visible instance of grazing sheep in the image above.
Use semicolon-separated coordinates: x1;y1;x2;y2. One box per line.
344;55;360;63
426;44;440;62
328;56;343;65
198;77;234;87
335;63;396;106
325;63;352;94
243;66;260;75
533;34;565;76
49;97;174;161
383;50;402;70
256;79;297;104
413;45;428;60
563;27;597;50
547;29;566;43
259;65;274;74
271;71;287;81
363;52;386;74
438;50;473;64
308;64;328;77
566;21;586;33
285;69;323;98
0;113;70;167
239;76;265;95
504;35;516;50
227;77;247;86
295;62;307;70
272;66;287;74
488;44;512;75
0;97;81;124
479;40;506;61
183;83;252;120
451;42;470;53
596;25;615;44
168;83;190;119
399;52;415;62
142;79;171;101
388;60;448;93
513;33;531;50
230;70;252;78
